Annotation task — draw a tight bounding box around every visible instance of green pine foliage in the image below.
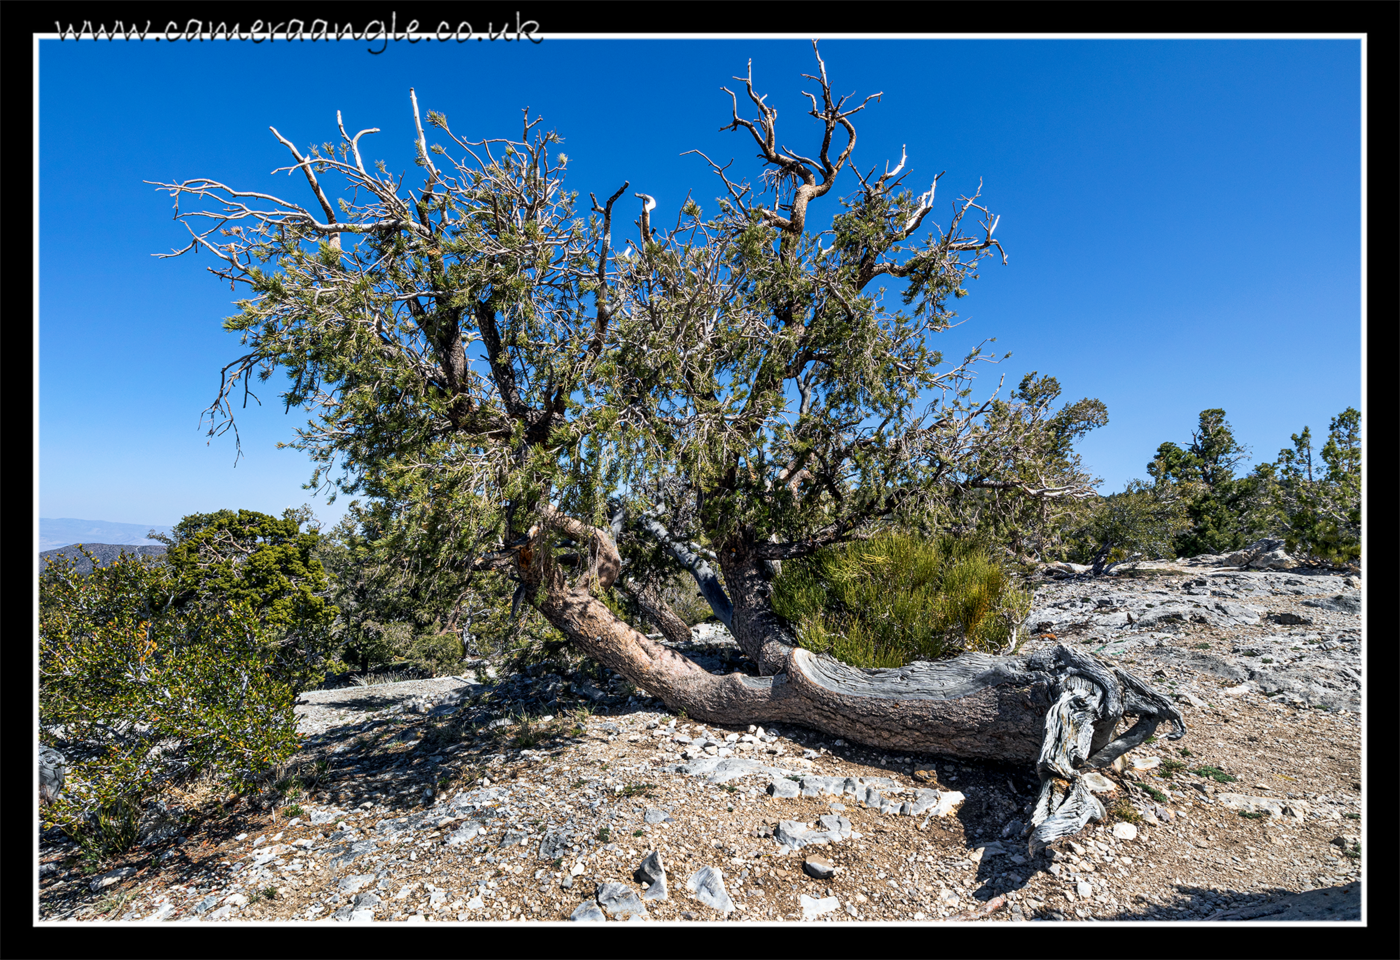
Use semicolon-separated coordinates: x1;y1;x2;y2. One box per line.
152;508;338;693
40;548;299;860
1146;409;1255;557
317;498;570;678
1087;405;1360;569
928;372;1109;562
1065;479;1191;568
1273;407;1361;565
151;55;1106;682
770;532;1032;668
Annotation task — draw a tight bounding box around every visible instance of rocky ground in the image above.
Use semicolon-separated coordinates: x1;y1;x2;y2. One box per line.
37;559;1365;925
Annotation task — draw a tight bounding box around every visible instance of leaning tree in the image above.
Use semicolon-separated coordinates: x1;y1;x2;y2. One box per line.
151;44;1183;851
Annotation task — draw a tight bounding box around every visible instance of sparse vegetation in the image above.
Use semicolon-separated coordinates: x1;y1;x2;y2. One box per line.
1110;799;1142;823
94;889;136;917
1190;765;1237;784
510;717;547;750
1138;784;1169;803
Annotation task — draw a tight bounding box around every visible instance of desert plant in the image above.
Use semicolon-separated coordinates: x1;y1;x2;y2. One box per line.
771;531;1032;668
510;717;547;750
1137;784;1169;803
151;507;338;694
147;49;1186;857
40;548;300;859
1110;799;1142;823
146;41;1113;740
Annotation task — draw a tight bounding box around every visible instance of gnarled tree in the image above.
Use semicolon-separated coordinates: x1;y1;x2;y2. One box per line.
151;44;1183;850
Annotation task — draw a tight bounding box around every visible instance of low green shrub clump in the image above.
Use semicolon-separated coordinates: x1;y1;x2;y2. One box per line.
1137;784;1169;803
40;548;301;862
770;531;1033;669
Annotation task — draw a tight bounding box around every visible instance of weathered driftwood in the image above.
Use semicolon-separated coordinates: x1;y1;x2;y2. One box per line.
524;507;1185;851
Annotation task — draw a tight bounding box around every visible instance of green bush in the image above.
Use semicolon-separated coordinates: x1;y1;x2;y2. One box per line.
359;622;466;679
154;508;338;694
40;548;300;860
770;531;1032;668
318;498;572;678
1274;408;1361;567
1065;479;1191;566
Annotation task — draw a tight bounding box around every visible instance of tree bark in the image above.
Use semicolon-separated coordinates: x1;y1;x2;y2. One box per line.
525;512;1184;771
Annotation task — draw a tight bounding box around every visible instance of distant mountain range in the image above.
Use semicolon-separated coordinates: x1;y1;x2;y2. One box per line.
39;518;174;552
39;542;168;576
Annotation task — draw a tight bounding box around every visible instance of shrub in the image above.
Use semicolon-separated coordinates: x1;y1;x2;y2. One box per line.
1110;799;1142;823
770;531;1033;668
399;627;470;676
40;548;300;860
1065;479;1191;567
153;508;338;694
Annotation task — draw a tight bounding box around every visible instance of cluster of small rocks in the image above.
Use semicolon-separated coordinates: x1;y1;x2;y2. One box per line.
1022;556;1361;713
39;554;1362;923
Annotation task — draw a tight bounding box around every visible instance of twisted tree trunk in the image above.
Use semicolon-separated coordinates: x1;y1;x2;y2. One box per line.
524;508;1186;852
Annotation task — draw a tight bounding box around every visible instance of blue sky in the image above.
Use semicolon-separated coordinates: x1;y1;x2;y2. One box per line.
36;35;1363;534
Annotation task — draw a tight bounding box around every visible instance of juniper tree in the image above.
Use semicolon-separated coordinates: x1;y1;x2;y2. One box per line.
152;45;1183;851
1273;407;1361;565
150;508;337;693
1148;408;1254;556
